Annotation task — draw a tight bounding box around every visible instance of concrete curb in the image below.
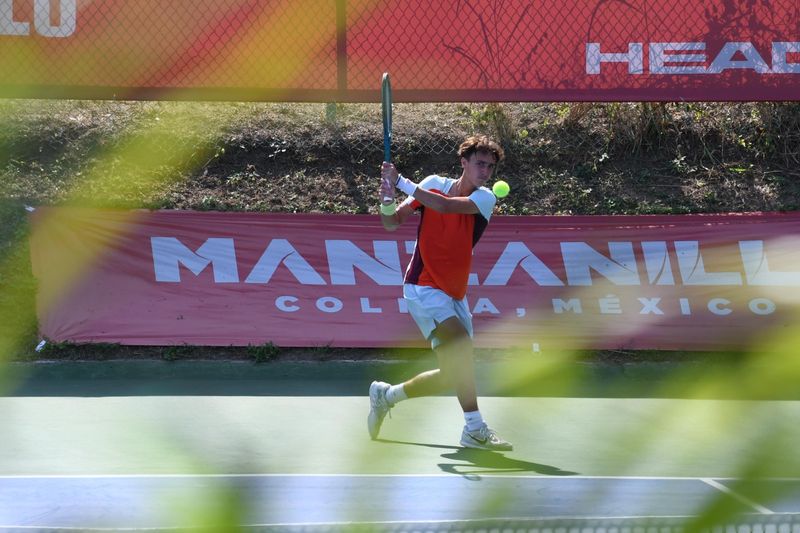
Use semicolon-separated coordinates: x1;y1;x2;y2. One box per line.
2;358;785;399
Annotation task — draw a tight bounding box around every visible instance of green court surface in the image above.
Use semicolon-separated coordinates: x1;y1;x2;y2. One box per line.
2;394;800;479
1;360;799;478
1;359;799;530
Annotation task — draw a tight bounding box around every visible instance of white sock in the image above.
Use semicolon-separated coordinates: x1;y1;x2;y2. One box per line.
464;410;485;431
385;384;407;405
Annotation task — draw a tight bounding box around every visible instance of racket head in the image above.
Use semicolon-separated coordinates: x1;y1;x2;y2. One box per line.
381;72;392;162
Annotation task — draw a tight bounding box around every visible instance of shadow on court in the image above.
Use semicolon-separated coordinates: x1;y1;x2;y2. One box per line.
376;438;578;477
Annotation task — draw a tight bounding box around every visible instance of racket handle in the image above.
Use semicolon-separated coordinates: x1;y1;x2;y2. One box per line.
381;168;393;204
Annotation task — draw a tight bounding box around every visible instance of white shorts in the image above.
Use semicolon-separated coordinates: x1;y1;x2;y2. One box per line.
403;283;473;349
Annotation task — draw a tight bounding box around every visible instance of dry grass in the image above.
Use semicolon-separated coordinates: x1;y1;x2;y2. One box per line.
3;100;799;214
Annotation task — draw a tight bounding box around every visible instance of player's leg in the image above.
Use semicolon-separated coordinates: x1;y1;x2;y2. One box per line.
367;284;452;439
367;358;446;440
438;312;514;452
428;317;512;451
398;369;446;398
427;316;477;411
383;316;474;401
367;320;472;441
368;369;444;439
397;318;474;399
367;380;393;439
368;284;510;449
388;286;469;401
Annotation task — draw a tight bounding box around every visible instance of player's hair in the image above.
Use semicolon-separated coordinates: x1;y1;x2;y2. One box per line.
457;135;505;163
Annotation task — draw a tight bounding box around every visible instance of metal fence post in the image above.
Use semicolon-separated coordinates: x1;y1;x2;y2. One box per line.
336;0;347;95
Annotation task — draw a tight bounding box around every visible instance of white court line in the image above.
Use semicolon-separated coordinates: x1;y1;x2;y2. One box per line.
702;478;774;514
3;478;798;531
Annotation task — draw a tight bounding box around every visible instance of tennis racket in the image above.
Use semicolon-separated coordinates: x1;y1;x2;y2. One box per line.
381;72;393;203
382;72;392;163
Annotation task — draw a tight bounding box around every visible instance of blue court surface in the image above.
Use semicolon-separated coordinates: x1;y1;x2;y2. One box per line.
1;360;799;531
3;474;800;529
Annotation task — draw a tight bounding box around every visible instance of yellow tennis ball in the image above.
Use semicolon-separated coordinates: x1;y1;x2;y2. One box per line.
492;180;510;198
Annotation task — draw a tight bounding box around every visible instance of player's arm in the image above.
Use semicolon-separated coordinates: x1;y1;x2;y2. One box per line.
410;186;479;214
379;170;414;231
381;161;480;218
380;201;414;231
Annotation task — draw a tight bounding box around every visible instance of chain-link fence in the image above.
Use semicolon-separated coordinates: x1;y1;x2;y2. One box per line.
1;0;798;102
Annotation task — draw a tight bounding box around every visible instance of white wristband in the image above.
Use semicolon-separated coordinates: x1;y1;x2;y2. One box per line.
395;174;417;196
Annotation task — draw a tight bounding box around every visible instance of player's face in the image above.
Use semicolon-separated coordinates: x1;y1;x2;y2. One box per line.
462;152;497;186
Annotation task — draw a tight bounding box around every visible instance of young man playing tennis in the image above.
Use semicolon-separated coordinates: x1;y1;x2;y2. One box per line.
368;134;512;451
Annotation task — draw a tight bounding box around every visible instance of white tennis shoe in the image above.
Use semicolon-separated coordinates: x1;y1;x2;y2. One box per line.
460;424;513;451
367;381;392;439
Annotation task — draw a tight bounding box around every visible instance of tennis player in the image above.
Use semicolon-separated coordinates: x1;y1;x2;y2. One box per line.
368;134;512;451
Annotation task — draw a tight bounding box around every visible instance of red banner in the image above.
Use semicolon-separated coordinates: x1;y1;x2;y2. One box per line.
1;0;798;101
29;208;800;351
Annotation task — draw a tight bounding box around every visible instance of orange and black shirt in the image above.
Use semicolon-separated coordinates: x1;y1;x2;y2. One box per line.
402;175;496;300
